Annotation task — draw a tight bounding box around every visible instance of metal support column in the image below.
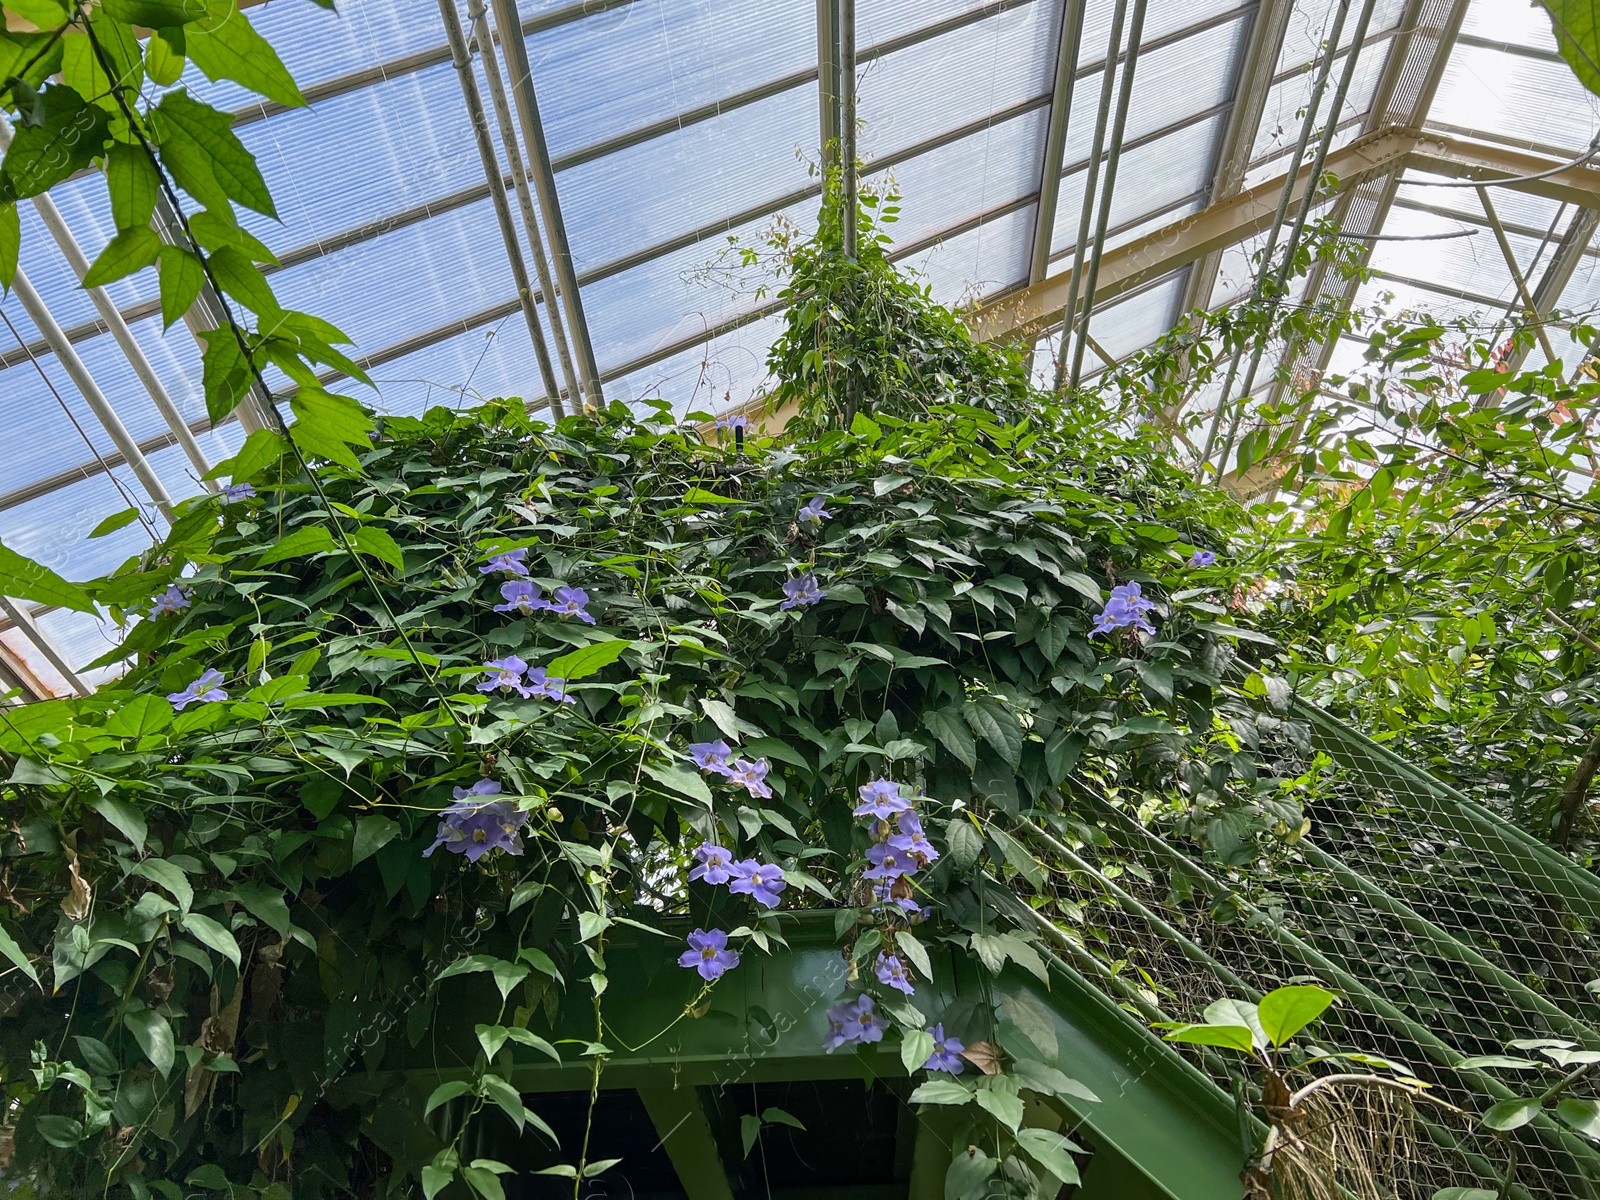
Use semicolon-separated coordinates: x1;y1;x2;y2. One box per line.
439;0;566;416
817;0;840;172
0;118;215;490
1478;185;1560;367
1029;0;1088;286
1052;0;1128;391
636;1086;735;1200
1067;0;1149;390
8;268;175;522
470;0;584;412
839;0;859;260
492;0;605;409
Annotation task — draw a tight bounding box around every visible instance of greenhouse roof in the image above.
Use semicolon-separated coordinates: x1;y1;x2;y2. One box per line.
2;0;1598;693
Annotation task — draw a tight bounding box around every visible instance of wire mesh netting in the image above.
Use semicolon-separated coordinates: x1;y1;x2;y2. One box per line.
1025;702;1600;1200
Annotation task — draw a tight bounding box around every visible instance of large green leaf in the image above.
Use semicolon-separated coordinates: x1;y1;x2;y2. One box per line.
0;202;18;290
184;0;305;108
351;527;404;573
0;85;109;202
198;327;255;422
258;525;336;565
0;539;95;612
125;1008;175;1076
208;244;281;316
289;389;375;469
1481;1097;1542;1131
1542;0;1600;96
964;696;1022;768
1015;1128;1083;1187
205;427;287;483
1159;1023;1256;1053
82;226;162;288
102;0;208;24
1257;984;1335;1046
923;706;976;769
180;912;241;968
157;244;205;329
0;921;39;987
152;90;274;216
545;639;630;681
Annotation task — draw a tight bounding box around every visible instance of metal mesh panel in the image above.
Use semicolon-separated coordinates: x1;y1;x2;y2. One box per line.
1024;702;1600;1199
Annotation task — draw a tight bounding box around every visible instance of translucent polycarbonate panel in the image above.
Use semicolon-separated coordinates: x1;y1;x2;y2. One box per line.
859;0;1039;49
864;110;1047;249
1367;204;1547;309
580;198;818;377
554;85;816;276
1352;273;1488;328
1060;15;1246;166
1431;43;1600;155
1049;114;1226;257
0;455;165;589
1391;173;1566;241
1460;0;1559;55
1207;237;1265;309
265;196;528;365
1240;112;1365;189
1081;271;1185;363
1276;0;1409;73
900;205;1034;308
1247;46;1388;165
856;0;1056;162
609;311;788;417
0;627;74;698
1555;251;1600;322
351;307;562;414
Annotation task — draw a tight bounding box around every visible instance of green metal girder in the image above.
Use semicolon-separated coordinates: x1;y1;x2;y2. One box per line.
344;915;1244;1200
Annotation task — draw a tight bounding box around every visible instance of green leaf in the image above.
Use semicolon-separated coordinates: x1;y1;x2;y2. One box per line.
422;1164;456;1200
89;507;141;538
208;243;280;316
0;202;18;290
0;921;40;987
340;526;402;573
1257;985;1335;1046
909;1079;973;1106
180;911;241;968
761;1107;804;1130
289;389;375;469
1204;997;1266;1049
923;706;976;770
973;1087;1024;1131
740;1113;762;1158
105;147;161;235
424;1080;472;1117
641;762;712;806
184;0;305;108
1481;1098;1542;1131
1015;1127;1082;1186
351;814;399;865
206;427;287;482
102;0;207;24
258;525;336;565
1456;1055;1539;1070
945;1147;995;1200
896;930;932;980
1430;1191;1497;1200
901;1028;935;1073
965;697;1022;768
999;989;1058;1061
1558;1098;1600;1139
2;0;68;31
158;244;205;329
0;85;108;202
681;487;743;505
134;860;193;911
1544;0;1600;97
199;326;254;423
152;90;275;216
0;539;95;612
33;1114;83;1149
503;1027;561;1062
546;639;630;681
125;1008;175;1076
1159;1023;1256;1053
147;29;187;87
104;694;174;738
90;795;147;848
946;817;982;871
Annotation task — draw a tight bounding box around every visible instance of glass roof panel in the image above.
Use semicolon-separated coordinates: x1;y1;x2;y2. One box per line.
903;205;1036;307
608;311;787;416
856;0;1057;162
1081;271;1186;362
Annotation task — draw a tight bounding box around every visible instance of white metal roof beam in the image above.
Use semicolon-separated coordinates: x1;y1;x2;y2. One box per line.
1028;0;1089;286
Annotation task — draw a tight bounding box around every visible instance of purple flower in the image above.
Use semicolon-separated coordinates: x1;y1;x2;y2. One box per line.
221;482;255;502
865;841;917;881
167;667;227;710
689;740;734;775
690;843;736;885
716;413;748;432
875;952;915;996
896;809;924;838
1190;549;1217;567
854;779;910;819
726;757;772;800
799;496;831;526
477;655;534;698
1090;581;1157;637
494;580;548;614
923;1024;966;1073
452;779;502;801
548;586;596;625
728;860;786;908
148;584;191;618
780;573;824;610
423;797;529;862
525;667;576;704
824;995;884;1051
480;548;529;577
889;828;939;867
678;928;740;981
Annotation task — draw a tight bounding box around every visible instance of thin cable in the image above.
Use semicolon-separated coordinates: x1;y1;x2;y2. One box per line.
0;308;160;544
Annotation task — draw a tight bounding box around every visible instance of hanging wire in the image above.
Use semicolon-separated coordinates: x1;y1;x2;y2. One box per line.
0;308;161;545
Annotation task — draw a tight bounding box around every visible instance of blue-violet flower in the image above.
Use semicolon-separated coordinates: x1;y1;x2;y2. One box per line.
221;482;256;502
854;778;910;819
478;656;534;697
689;740;734;775
799;496;831;526
923;1024;966;1073
1090;581;1157;637
423;796;529;861
728;860;786;908
167;667;226;710
726;757;772;799
525;667;576;704
824;995;884;1051
690;843;736;885
480;548;529;577
864;842;916;881
678;928;740;981
494;580;547;614
875;952;915;995
1190;549;1217;567
548;586;596;625
148;584;191;618
780;573;824;610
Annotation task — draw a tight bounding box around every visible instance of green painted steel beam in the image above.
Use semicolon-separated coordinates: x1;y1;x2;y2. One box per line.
637;1084;736;1200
